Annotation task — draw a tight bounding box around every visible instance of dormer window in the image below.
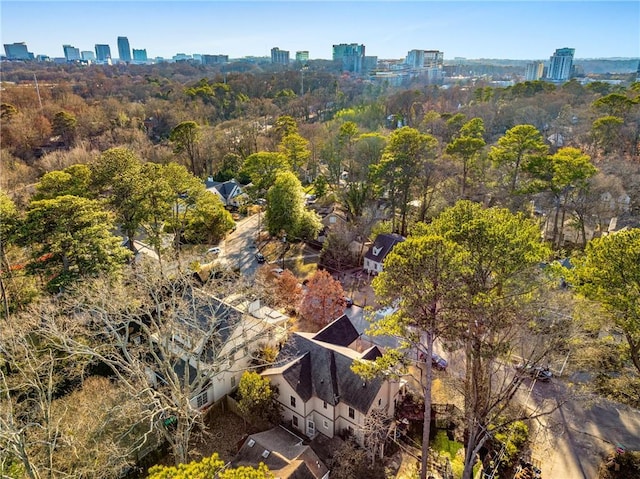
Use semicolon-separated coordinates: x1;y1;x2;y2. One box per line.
372;246;383;256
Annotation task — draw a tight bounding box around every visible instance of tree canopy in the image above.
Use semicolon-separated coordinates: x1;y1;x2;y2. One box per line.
570;228;640;374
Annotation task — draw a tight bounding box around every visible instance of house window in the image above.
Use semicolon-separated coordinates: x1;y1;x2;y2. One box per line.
292;415;299;427
348;407;355;419
323;401;327;409
290;396;296;407
231;376;236;388
196;391;208;408
323;419;329;429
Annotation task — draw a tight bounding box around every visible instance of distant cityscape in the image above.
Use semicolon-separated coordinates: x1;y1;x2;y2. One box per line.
3;37;637;86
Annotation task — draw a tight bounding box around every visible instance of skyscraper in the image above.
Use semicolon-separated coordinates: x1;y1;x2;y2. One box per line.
525;61;545;81
132;49;148;63
546;48;575;82
81;51;96;61
95;44;112;62
295;51;309;63
62;44;81;62
406;49;443;69
117;36;131;63
333;43;365;73
271;47;290;65
3;42;33;60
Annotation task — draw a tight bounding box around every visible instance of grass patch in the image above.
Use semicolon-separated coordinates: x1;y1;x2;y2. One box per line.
432;430;465;478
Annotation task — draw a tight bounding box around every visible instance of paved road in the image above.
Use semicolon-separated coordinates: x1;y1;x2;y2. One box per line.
345;304;640;477
222;213;262;277
529;382;640;478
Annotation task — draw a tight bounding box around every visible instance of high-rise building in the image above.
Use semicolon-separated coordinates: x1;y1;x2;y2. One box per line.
3;42;33;60
202;54;229;65
406;49;443;69
295;51;309;63
132;49;148;63
271;47;290;65
62;44;81;62
95;44;112;62
333;43;366;73
546;48;575;82
525;61;545;81
81;50;95;61
117;36;131;62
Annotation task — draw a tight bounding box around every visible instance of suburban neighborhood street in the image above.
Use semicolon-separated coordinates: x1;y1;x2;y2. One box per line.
222;213;262;276
530;382;640;479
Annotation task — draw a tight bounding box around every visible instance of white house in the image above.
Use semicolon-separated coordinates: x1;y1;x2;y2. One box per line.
147;293;289;411
205;178;248;208
262;315;401;445
363;233;405;275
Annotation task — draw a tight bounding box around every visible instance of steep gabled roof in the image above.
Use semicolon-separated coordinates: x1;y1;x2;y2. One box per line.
364;233;405;263
204;178;242;201
312;314;359;347
266;325;384;414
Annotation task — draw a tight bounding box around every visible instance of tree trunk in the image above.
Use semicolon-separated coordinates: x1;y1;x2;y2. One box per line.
420;333;435;479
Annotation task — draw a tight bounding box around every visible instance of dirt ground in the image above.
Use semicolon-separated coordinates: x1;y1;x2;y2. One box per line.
195;407;255;462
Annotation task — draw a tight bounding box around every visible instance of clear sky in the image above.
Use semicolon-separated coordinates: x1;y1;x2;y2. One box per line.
2;1;639;60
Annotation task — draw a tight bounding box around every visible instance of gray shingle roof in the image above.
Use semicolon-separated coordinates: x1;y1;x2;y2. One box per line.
232;427;328;479
275;324;384;414
312;314;359;347
363;233;405;263
204;179;242;201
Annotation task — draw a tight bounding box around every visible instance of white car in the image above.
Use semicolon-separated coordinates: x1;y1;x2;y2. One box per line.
207;247;221;255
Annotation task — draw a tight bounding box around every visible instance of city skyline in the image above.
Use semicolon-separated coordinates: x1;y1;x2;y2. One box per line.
2;1;639;61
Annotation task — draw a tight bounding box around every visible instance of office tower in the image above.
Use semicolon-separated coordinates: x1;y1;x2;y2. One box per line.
62;44;81;61
202;54;229;65
117;36;131;62
81;50;95;61
3;42;33;60
546;48;575;82
295;51;309;62
95;44;112;62
271;47;290;65
424;50;444;68
406;49;444;69
132;49;148;62
332;43;365;73
525;61;545;81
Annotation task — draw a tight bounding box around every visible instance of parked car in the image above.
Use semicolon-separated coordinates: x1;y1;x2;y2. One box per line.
271;268;284;275
344;297;353;308
431;353;448;371
516;364;552;382
255;252;266;263
207;247;221;254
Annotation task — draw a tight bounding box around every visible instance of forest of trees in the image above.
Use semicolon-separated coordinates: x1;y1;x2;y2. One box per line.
1;60;639;479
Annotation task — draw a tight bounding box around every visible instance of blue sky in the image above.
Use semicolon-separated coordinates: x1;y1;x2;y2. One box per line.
2;1;639;60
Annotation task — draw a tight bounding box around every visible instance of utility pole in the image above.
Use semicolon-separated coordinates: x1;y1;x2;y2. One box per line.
34;73;43;112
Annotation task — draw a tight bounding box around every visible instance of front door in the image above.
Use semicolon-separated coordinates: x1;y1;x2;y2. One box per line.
307;419;315;437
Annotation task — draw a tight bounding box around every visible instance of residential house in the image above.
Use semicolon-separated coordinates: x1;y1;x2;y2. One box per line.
262;315;401;446
232;426;329;479
315;205;349;244
147;292;289;411
205;178;248;208
363;233;405;274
